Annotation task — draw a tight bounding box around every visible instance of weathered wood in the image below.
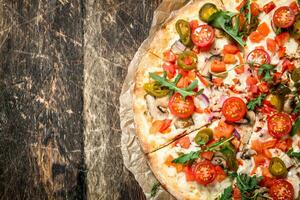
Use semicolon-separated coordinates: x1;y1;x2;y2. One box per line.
0;0;85;199
84;0;161;199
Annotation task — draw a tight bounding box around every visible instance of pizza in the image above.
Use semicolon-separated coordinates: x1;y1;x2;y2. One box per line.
133;0;300;199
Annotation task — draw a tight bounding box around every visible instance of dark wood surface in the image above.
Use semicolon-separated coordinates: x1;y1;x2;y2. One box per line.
0;0;161;199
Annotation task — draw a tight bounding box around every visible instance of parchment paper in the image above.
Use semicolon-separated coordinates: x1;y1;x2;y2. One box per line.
119;0;192;199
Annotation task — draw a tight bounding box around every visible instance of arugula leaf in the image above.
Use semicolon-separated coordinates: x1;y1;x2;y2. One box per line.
258;64;275;83
209;11;246;46
150;182;160;197
247;94;266;111
172;150;200;164
172;136;235;164
219;186;233;200
240;0;251;24
293;102;300;113
287;148;300;160
290;116;300;136
236;174;263;200
149;73;202;99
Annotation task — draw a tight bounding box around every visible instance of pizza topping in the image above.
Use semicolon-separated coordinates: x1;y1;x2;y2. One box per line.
169;93;195;118
269;179;294;200
263;1;276;14
191;161;216;185
247;49;270;66
273;6;295;28
214;121;234;139
268;113;292;138
210;59;226;73
208;10;246;46
291;67;300;82
265;94;283;111
269;157;288;178
177;50;198;70
222;97;247;122
175;19;192;46
194;128;213;145
144;82;170;97
199;3;218;23
191;25;215;49
220;143;238;171
292;14;300;39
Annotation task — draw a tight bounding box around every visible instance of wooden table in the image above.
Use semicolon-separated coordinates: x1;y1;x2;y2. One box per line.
0;0;161;199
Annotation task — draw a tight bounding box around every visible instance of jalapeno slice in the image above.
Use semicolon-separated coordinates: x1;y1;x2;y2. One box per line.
292;68;300;82
266;94;283;111
143;82;169;97
177;51;198;70
269;157;287;178
199;3;218;23
175;19;192;46
194;128;213;145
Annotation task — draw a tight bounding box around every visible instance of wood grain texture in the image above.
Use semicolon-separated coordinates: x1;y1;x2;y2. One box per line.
0;0;86;199
84;0;161;199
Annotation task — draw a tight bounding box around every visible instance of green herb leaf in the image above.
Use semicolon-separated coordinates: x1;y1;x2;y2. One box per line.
236;174;263;200
258;64;276;83
220;186;233;200
240;0;251;24
247;94;267;111
293;102;300;113
287;148;300;160
172;150;200;164
209;11;246;46
172;136;235;164
149;73;202;99
290;116;300;136
150;182;160;197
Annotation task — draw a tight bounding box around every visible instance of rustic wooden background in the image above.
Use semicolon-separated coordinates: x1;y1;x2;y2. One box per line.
0;0;161;199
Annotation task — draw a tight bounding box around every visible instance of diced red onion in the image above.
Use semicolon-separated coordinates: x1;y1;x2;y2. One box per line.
171;40;186;54
233;128;241;140
199;94;210;105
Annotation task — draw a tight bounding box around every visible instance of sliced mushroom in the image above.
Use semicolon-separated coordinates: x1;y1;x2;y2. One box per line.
240;149;257;160
145;95;168;120
211;152;227;167
174;117;194;129
235;111;256;125
156;95;169;108
283;94;296;114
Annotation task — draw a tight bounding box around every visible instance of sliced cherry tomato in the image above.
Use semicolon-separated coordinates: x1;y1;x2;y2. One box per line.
282;59;295;73
260;176;276;188
247;49;270;66
269;179;294;200
222;97;247;122
191;161;216;185
268;113;292;138
189;20;199;30
263;1;276;14
273;6;295;28
191;25;215;50
169;93;195;118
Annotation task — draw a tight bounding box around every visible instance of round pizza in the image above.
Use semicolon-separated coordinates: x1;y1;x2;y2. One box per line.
133;0;300;199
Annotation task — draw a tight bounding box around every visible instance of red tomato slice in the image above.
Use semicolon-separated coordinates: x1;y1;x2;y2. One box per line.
191;161;216;185
168;93;195;118
191;25;215;49
273;6;295;28
163;50;176;63
247;49;270;66
269;179;294;200
268;113;292;138
222;97;246;122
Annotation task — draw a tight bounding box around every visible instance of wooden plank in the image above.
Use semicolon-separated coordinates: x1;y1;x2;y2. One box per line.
84;0;161;199
0;0;85;199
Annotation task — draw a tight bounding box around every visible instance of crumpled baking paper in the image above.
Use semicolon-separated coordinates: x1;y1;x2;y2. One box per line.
119;0;192;199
